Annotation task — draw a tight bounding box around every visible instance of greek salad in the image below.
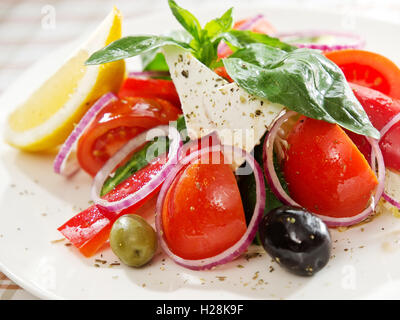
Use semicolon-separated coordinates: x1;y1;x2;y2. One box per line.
5;1;400;277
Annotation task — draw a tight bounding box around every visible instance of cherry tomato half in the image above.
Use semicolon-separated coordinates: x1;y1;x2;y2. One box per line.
118;77;181;108
349;83;400;172
162;152;247;260
283;116;378;219
325;49;400;99
77;97;180;176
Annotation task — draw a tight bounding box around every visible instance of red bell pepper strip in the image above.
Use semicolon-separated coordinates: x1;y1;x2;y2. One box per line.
58;156;165;257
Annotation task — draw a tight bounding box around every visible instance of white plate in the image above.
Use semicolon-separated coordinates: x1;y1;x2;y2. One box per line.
1;3;400;300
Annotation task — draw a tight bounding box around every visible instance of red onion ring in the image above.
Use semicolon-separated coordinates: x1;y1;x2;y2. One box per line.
128;71;170;79
263;111;386;227
237;14;265;31
179;131;221;160
263;111;298;205
53;92;117;176
217;14;265;56
91;125;182;212
379;112;400;209
276;31;365;51
155;144;266;270
383;192;400;210
380;112;400;141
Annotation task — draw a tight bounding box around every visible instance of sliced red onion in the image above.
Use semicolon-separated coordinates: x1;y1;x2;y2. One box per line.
237;14;265;31
276;31;365;51
379;112;400;209
91;125;182;212
53;92;117;176
217;14;265;56
383;192;400;210
179;131;221;160
128;71;170;79
380;112;400;140
263;111;386;227
155;144;266;270
263;110;298;205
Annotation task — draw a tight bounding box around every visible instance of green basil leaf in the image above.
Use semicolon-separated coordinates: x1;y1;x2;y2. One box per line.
141;48;158;70
168;0;202;42
100;138;169;197
141;29;192;71
142;51;169;71
195;40;219;68
85;36;191;65
223;44;379;139
168;29;194;43
100;116;188;196
219;30;296;52
204;7;233;40
175;114;190;143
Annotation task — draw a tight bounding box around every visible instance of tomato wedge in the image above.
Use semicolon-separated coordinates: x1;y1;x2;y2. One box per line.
58;155;166;257
162;152;247;260
325;49;400;99
77;96;180;176
349;83;400;172
118;77;181;108
283;116;378;219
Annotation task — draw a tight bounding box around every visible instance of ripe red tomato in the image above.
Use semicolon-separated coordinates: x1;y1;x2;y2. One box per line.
283;116;378;219
325;50;400;99
118;77;181;108
58;155;166;257
349;83;400;172
161;152;247;260
214;66;233;82
77;97;180;176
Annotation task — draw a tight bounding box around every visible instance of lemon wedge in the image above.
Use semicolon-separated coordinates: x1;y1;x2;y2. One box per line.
4;7;125;151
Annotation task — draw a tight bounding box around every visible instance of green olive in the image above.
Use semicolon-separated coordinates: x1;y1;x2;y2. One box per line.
110;214;157;267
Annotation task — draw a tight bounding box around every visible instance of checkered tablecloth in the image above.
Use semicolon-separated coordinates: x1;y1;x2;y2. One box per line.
0;0;399;300
0;273;37;300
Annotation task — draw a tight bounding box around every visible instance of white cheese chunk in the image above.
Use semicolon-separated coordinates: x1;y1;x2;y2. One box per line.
162;45;284;166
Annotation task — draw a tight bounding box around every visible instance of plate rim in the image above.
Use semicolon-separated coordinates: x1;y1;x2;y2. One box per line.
1;3;400;300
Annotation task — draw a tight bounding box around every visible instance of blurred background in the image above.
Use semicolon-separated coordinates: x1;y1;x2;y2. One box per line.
0;0;399;300
0;0;399;95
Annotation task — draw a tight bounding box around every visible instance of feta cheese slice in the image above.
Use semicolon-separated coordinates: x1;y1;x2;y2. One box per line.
162;45;285;166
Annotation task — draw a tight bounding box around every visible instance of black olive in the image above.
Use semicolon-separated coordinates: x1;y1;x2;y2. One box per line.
258;206;331;276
